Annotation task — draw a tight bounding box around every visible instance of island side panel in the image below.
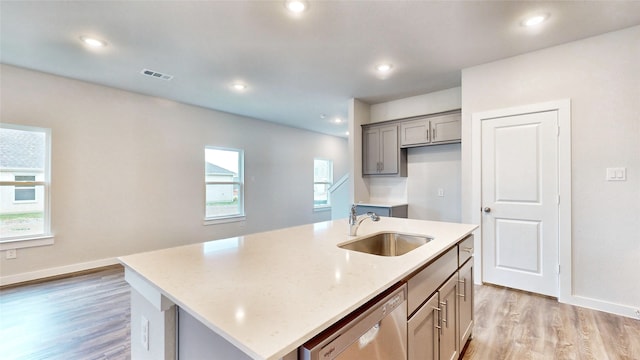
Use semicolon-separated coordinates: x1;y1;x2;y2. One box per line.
125;269;176;360
178;308;254;360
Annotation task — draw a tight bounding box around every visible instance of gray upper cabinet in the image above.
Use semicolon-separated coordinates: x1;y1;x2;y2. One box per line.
400;118;430;146
400;111;461;148
362;124;407;176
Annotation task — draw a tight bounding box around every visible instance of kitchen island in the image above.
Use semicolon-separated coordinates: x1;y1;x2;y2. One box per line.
119;217;477;360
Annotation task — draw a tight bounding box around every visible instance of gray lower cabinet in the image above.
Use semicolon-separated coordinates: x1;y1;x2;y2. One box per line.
407;292;439;360
457;259;473;352
355;204;408;218
407;235;473;360
408;275;458;360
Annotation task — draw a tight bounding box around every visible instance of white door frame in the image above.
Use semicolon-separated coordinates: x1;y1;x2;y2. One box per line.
471;99;572;303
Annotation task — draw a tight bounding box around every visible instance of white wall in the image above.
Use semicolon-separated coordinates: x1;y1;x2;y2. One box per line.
348;99;371;204
406;144;461;222
354;88;463;222
461;26;640;317
369;87;461;124
0;64;349;283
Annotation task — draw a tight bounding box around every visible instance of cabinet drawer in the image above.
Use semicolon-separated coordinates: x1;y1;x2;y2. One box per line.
458;235;474;267
407;247;457;315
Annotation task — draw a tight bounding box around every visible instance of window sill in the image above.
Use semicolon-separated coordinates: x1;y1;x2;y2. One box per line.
203;215;246;226
0;234;54;251
313;206;332;212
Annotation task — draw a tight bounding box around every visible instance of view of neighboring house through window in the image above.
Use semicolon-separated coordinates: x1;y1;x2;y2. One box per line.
14;175;36;201
0;124;51;240
314;158;333;209
205;147;244;220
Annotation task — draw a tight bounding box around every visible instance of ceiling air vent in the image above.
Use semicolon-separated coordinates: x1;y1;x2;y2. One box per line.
140;69;173;81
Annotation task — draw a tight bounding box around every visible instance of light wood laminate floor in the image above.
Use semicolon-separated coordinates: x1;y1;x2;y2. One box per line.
1;267;639;359
462;284;640;360
0;266;130;360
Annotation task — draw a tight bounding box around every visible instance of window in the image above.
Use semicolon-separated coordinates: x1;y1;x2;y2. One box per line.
314;159;333;209
0;124;51;242
205;147;244;221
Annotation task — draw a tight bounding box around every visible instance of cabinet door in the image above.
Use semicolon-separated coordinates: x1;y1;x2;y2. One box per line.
379;125;399;174
362;127;381;175
401;118;430;146
431;114;461;143
408;293;439;360
458;260;473;352
439;275;459;360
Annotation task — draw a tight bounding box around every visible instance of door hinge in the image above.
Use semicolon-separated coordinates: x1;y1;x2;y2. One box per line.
558;264;561;274
557;195;560;205
557;126;560;136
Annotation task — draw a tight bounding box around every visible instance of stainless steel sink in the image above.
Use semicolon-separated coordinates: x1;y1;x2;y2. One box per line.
338;232;433;256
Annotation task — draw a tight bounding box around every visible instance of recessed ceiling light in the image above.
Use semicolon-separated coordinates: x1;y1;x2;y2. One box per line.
522;14;549;27
334;118;343;124
231;82;248;91
375;63;393;73
80;36;107;48
285;0;307;13
345;131;350;136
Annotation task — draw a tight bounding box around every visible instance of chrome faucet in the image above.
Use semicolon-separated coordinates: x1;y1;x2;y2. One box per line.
349;204;380;236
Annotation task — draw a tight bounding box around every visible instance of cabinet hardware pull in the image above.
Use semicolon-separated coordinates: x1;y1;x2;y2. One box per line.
458;278;466;299
440;300;448;328
426;129;429;141
461;247;473;254
433;307;442;334
433;306;442;334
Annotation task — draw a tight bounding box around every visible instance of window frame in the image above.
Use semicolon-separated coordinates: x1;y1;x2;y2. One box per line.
0;123;53;250
313;158;333;210
204;146;245;224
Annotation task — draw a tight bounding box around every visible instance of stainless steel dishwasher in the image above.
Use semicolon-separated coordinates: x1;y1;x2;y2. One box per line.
300;283;407;360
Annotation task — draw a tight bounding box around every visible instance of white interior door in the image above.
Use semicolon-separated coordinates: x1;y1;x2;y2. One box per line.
481;110;559;297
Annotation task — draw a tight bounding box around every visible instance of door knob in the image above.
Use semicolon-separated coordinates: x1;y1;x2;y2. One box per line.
483;207;491;213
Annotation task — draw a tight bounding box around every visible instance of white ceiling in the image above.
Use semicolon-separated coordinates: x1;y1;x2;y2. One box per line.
2;1;640;137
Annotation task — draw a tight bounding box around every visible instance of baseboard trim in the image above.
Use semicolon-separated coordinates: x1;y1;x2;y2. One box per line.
0;257;119;287
561;294;640;320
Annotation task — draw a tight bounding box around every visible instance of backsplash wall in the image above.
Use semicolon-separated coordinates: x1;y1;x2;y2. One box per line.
367;143;461;222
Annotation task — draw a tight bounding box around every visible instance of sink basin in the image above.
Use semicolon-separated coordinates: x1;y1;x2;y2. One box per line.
339;232;433;256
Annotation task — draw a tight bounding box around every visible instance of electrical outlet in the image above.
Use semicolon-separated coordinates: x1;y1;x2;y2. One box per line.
6;249;17;259
141;316;149;351
437;188;444;197
635;309;640;319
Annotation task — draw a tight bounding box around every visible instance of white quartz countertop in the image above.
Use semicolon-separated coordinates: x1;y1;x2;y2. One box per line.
119;217;477;360
355;202;408;207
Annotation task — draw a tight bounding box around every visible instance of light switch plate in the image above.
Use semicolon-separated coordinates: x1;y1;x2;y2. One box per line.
606;167;626;181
